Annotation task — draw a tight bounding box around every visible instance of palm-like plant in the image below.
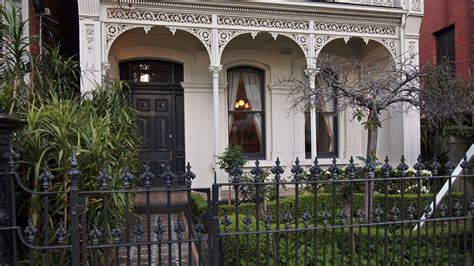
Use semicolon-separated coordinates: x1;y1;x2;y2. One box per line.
1;5;142;263
0;3;30;115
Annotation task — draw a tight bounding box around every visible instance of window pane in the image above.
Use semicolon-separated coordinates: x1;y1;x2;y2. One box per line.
229;112;263;155
228;69;263;112
316;113;336;154
228;67;265;158
305;111;338;158
305;112;312;159
436;26;455;65
120;60;184;83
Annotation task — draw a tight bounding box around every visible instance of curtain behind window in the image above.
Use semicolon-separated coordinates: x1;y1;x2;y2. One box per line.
242;70;263;144
227;70;241;133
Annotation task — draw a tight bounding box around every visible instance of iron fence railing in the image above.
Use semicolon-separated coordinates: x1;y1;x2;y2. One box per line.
0;145;473;265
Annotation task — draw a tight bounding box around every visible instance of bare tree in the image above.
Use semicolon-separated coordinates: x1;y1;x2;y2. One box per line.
275;54;473;217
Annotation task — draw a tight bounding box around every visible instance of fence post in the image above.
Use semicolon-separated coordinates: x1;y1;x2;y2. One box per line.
68;150;81;266
0;105;25;264
211;182;220;266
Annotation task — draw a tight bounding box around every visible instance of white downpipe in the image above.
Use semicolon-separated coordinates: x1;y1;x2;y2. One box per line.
414;144;474;230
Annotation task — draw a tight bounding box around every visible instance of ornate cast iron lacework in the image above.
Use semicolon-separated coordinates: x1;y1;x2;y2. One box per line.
217;15;309;30
314;22;396;36
271;32;309;56
217;30;259;57
107;9;212;25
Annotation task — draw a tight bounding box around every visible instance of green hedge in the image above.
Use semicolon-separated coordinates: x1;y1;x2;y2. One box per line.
191;193;466;224
191;193;208;217
266;192;466;224
191;193;472;264
219;214;274;265
220;218;472;265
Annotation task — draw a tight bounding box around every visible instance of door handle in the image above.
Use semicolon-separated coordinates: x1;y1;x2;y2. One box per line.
169;150;173;161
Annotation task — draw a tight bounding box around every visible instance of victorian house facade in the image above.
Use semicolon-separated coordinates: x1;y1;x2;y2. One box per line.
78;0;424;187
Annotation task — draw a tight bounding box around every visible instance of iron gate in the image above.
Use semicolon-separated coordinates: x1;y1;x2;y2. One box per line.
0;146;473;265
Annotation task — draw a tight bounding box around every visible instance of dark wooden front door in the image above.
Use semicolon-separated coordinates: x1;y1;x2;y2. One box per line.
131;85;185;186
120;60;185;186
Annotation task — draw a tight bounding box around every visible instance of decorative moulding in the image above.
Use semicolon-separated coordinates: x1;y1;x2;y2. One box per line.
79;15;100;21
85;24;94;50
411;0;422;12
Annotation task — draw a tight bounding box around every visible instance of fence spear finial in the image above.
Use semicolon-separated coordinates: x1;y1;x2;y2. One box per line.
68;149;81;190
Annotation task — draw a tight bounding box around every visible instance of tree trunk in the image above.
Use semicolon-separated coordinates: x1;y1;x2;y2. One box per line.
364;113;379;221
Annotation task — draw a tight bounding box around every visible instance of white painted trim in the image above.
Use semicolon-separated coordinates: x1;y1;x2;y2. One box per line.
414;144;474;231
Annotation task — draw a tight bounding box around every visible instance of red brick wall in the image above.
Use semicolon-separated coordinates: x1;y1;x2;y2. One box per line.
28;0;78;57
419;0;472;79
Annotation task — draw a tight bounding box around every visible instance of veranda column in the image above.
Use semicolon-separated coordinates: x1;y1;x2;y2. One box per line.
305;67;318;159
78;0;102;93
209;65;222;166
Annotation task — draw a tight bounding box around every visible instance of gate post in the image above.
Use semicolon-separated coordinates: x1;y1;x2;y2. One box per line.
0;105;25;264
211;182;220;266
68;150;81;265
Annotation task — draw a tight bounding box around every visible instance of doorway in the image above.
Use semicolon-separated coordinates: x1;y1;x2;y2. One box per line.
120;60;185;186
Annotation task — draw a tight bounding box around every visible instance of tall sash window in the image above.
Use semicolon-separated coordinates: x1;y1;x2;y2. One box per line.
305;73;338;159
228;67;265;158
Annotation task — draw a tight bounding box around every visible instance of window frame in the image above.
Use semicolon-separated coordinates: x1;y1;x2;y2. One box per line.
435;25;455;72
227;66;266;159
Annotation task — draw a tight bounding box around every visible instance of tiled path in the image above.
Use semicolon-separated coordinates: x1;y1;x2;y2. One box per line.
114;213;191;265
112;191;200;265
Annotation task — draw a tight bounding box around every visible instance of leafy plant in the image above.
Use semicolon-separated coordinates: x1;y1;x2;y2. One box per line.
14;82;141;264
443;125;474;142
0;3;31;116
217;145;247;179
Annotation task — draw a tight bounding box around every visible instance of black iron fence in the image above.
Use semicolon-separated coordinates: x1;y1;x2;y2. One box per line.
0;146;473;265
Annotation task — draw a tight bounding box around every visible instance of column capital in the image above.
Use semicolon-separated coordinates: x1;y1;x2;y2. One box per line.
208;65;223;74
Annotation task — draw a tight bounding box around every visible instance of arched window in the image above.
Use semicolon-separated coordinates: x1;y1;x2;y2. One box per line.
227;67;265;158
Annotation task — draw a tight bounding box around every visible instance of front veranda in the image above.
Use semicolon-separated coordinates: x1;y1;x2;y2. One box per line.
1;142;473;265
107;25;418;189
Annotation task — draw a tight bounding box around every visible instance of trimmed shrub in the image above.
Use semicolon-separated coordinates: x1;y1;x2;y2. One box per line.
220;220;472;265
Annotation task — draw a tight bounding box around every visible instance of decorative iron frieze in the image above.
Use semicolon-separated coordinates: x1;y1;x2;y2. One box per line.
270;32;309;56
217;15;309;31
217;29;259;57
315;22;396;36
168;26;212;55
107;9;212;25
